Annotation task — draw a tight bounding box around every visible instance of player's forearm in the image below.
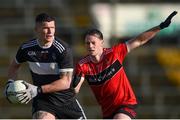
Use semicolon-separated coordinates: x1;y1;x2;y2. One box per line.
74;77;84;94
135;26;160;45
126;26;160;52
7;59;21;80
41;78;71;93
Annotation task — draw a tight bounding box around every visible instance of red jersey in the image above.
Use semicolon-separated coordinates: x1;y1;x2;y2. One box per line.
75;43;137;117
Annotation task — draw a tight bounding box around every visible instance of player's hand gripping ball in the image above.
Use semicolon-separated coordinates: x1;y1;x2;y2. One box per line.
6;80;27;104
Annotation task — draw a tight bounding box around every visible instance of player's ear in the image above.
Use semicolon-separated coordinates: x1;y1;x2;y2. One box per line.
100;40;104;46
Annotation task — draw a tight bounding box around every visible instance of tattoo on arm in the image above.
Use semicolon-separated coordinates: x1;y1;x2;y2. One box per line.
59;71;73;79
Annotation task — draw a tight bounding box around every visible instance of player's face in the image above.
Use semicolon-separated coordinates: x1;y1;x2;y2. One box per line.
85;35;103;56
35;21;55;43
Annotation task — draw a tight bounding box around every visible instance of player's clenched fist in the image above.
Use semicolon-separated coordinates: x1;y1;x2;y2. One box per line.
159;11;178;29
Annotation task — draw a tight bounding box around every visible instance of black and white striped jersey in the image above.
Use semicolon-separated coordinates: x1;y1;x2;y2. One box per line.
15;37;73;85
15;37;75;104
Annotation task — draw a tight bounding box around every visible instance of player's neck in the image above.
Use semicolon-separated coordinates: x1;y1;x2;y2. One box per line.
90;49;104;63
37;39;53;48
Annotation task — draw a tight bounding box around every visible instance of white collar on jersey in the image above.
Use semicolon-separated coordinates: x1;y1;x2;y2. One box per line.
36;37;54;49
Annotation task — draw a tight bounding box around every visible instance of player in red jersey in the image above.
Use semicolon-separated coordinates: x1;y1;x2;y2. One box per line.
72;11;177;119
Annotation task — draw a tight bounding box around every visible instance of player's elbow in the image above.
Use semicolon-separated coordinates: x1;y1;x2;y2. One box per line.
74;89;79;94
74;87;80;94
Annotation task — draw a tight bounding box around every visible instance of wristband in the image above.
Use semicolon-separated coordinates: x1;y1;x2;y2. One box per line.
37;86;43;94
7;79;14;84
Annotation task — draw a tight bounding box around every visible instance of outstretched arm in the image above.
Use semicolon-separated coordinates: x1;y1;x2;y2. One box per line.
126;11;177;52
126;26;160;52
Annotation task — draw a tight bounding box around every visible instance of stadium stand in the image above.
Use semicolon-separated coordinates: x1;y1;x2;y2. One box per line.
157;47;180;86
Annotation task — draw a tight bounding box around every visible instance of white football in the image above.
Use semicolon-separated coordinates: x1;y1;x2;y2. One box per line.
6;80;27;104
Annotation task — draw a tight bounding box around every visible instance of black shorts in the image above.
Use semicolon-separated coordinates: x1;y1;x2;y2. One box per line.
32;98;86;119
104;105;137;119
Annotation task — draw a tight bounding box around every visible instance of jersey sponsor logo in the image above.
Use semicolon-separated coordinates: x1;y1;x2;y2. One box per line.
28;51;50;60
85;60;122;85
39;50;49;59
28;51;36;56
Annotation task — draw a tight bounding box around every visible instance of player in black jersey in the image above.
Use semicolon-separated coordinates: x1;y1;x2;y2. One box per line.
5;13;86;119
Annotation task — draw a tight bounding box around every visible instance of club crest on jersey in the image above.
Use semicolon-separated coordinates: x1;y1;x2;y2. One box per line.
28;51;36;56
40;50;49;59
50;63;56;70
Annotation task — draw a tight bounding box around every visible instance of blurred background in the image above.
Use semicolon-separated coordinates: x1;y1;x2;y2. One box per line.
0;0;180;119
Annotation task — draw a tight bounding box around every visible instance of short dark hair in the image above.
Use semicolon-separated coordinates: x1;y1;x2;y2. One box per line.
84;28;103;40
35;13;55;23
